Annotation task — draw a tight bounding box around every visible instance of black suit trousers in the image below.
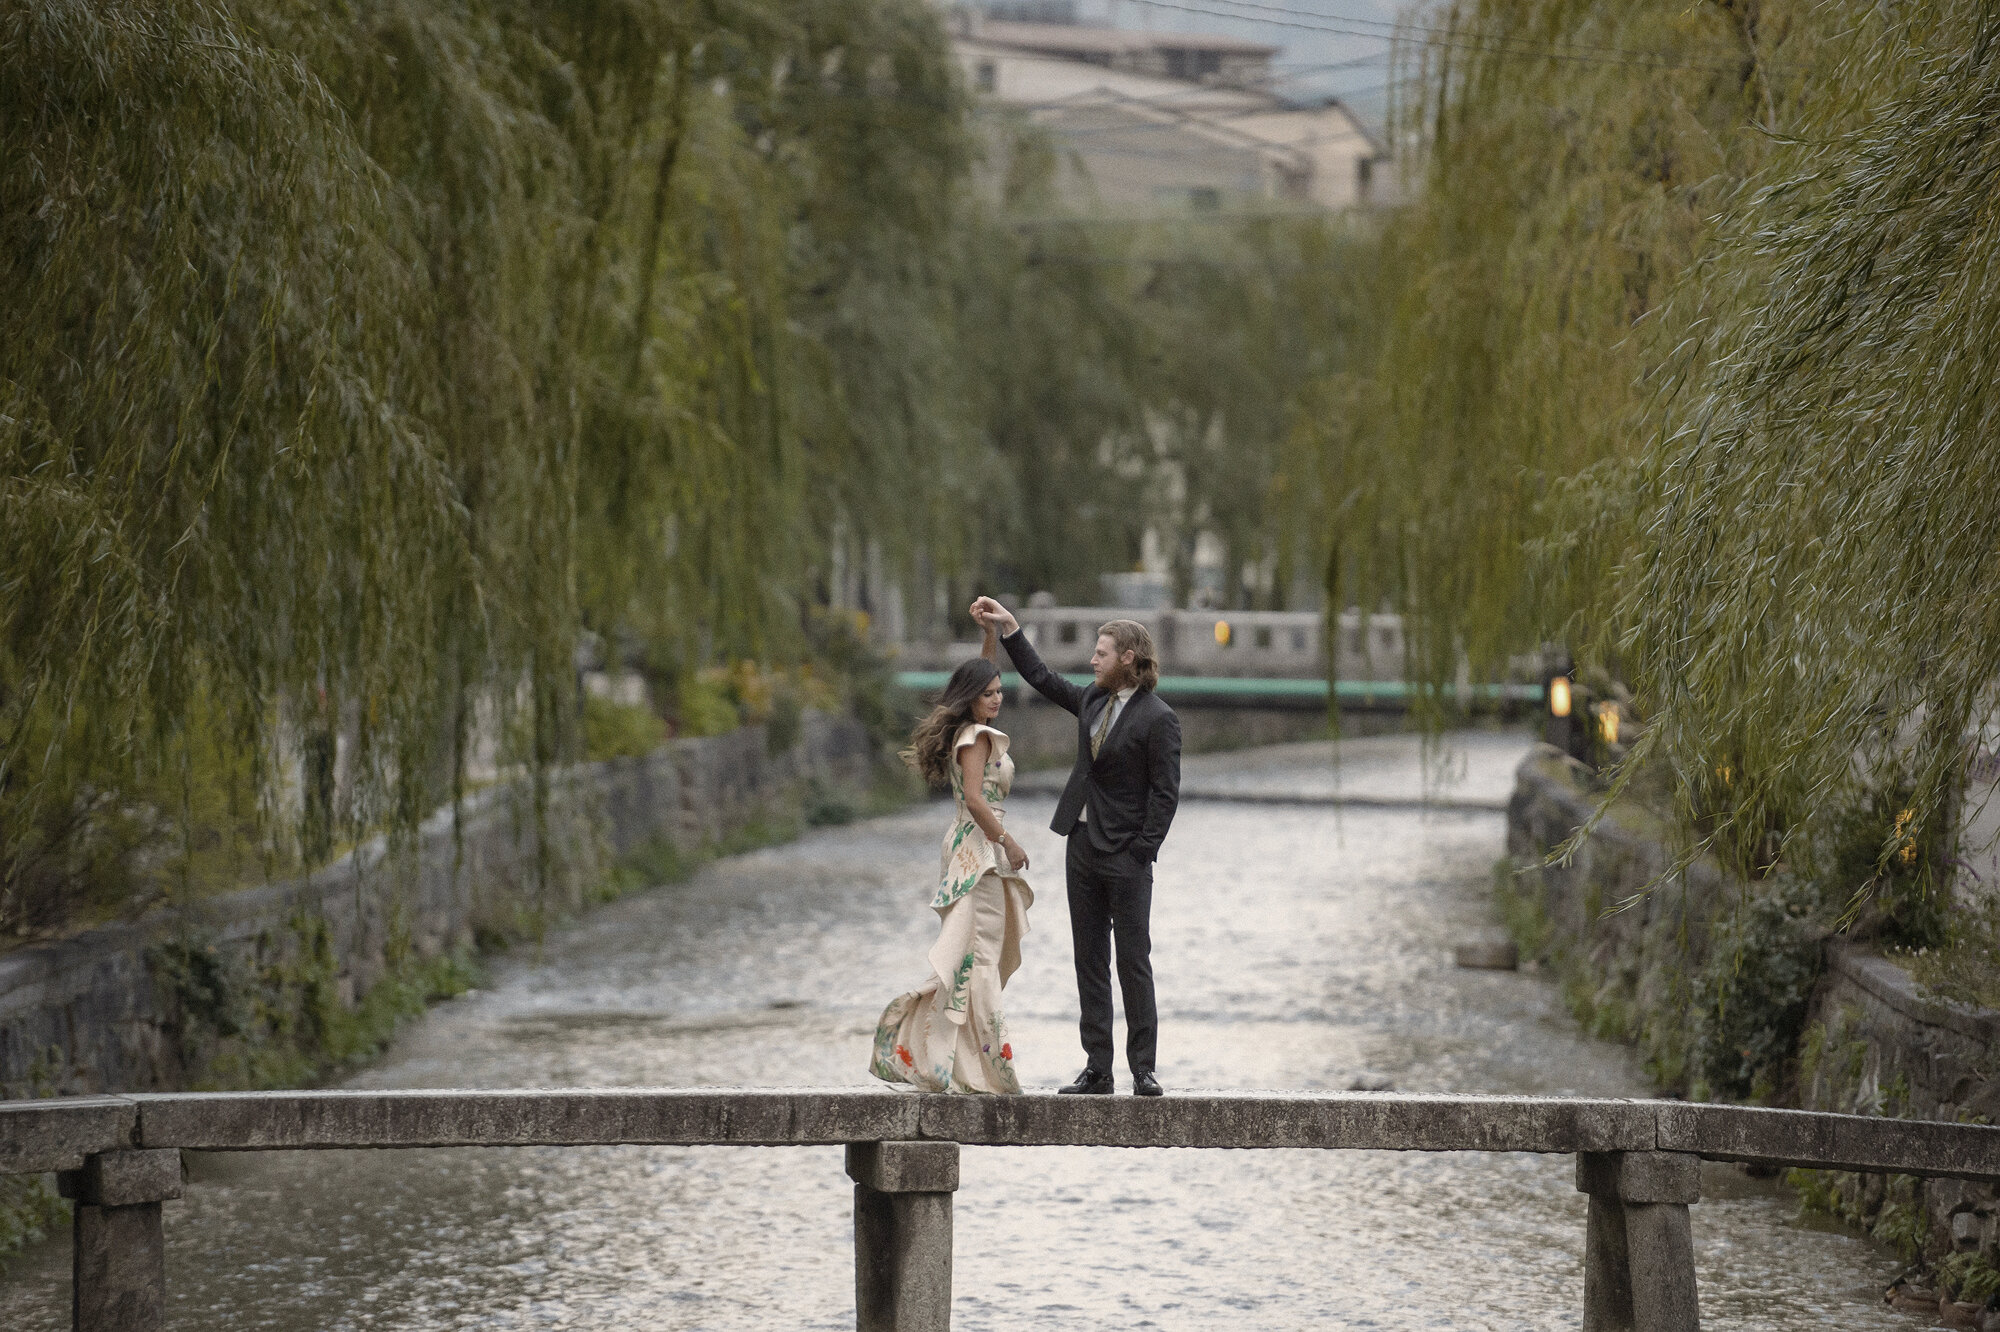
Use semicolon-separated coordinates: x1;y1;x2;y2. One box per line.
1066;829;1156;1076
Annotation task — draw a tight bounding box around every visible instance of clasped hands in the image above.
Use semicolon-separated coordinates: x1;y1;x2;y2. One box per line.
969;596;1018;636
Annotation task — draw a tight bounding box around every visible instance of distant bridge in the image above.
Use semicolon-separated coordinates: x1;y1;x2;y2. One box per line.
897;606;1545;710
894;670;1545;711
11;1087;1995;1331
905;605;1371;681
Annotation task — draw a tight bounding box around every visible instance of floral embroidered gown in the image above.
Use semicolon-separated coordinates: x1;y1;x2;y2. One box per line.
871;722;1034;1094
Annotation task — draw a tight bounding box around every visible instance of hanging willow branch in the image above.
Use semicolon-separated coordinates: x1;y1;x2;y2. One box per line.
1624;4;2000;895
1326;0;2000;912
2;0;1381;941
0;0;994;937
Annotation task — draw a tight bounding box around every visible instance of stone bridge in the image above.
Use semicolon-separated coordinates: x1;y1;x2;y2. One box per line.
6;1088;1994;1331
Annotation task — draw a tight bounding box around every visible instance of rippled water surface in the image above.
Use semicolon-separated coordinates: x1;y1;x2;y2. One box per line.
1;736;1920;1330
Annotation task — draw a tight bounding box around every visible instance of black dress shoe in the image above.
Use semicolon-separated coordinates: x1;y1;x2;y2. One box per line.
1133;1072;1163;1097
1057;1068;1115;1095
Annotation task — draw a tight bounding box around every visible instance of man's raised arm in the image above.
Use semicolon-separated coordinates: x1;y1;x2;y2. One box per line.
970;597;1087;717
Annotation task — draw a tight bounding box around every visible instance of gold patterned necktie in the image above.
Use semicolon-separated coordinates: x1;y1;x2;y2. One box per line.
1092;695;1117;758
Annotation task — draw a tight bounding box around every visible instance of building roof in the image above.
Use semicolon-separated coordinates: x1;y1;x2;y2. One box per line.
974;20;1280;60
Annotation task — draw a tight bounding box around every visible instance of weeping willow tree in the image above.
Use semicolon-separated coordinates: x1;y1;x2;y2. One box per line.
2;0;1366;941
1308;0;2000;930
0;0;994;939
1619;3;2000;926
1299;0;1827;690
1;0;469;933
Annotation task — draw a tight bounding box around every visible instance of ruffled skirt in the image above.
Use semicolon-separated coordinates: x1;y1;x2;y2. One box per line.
871;868;1033;1094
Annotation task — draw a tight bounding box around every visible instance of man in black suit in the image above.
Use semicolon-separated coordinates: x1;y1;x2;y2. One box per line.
970;596;1181;1096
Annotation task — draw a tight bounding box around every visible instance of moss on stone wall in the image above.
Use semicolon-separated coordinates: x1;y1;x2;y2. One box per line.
0;1175;66;1269
1508;747;2000;1290
1506;752;1847;1104
150;920;481;1093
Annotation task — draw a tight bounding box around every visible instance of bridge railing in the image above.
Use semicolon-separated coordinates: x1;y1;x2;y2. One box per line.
7;1088;1996;1331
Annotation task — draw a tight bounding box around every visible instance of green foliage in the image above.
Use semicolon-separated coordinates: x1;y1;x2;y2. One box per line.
0;0;1001;940
1619;5;2000;884
0;1175;66;1266
1872;1186;1932;1264
1789;1167;1930;1263
1910;908;2000;1013
1305;0;1784;696
0;0;1398;946
806;608;909;753
582;696;668;762
1688;878;1826;1103
947;119;1380;611
844;761;927;821
1821;781;1948;949
596;801;865;900
673;675;744;739
713;815;798;858
1492;858;1558;960
152;918;478;1090
2;0;468;935
764;686;804;758
1314;0;2000;882
1786;1168;1852;1225
1796;1004;1880;1121
803;778;861;828
594;835;699;902
1939;1252;2000;1305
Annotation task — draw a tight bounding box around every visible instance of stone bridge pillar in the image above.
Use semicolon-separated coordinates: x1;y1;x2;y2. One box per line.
1576;1150;1700;1332
58;1148;184;1332
848;1140;959;1332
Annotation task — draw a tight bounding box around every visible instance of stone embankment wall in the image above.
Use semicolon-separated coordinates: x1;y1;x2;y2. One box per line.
0;712;873;1100
1507;744;2000;1277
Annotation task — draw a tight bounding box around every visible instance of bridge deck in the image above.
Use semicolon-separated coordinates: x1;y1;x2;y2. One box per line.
2;1088;1988;1180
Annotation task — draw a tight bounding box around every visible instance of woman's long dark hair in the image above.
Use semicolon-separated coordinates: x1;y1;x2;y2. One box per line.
901;658;1001;785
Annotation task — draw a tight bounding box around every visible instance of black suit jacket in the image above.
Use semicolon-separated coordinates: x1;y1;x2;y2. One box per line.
1001;628;1181;861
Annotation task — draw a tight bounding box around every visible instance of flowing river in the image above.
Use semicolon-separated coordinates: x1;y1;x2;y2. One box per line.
2;734;1921;1330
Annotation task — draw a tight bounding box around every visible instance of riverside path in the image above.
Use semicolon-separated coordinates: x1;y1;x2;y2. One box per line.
0;734;1959;1331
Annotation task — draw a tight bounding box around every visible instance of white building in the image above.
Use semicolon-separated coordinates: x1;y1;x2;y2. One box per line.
951;11;1388;212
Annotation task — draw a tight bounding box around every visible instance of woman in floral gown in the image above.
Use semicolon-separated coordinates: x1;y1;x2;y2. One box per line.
871;630;1033;1094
